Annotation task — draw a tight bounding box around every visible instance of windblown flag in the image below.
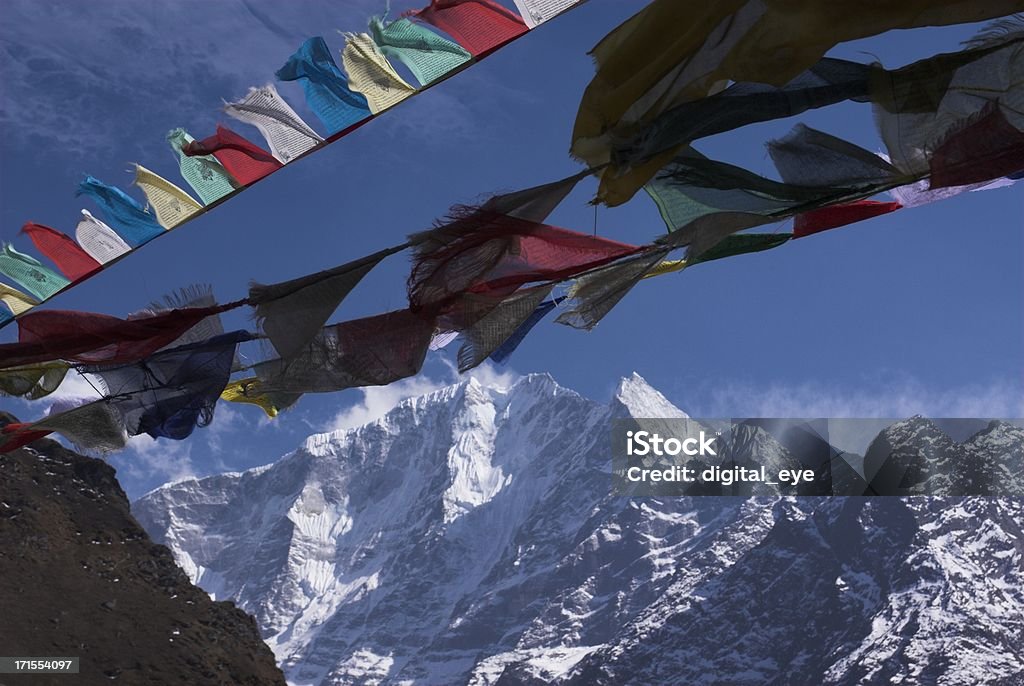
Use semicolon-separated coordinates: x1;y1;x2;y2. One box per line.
77;176;164;246
91;331;250;441
555;248;670;330
455;284;555;371
250;245;406;360
220;377;301;418
0;244;70;300
793;200;902;238
929;107;1024;189
408;215;642;313
255;309;436;393
224;84;323;164
512;0;582;28
0;302;240;369
572;0;1024;205
167;128;239;204
405;0;528;57
133;165;203;229
20;223;100;281
0;282;39;316
183;125;283;186
369;13;472;86
0;399;127;455
489;295;565;364
0;362;69;400
75;210;132;265
767;124;900;189
276;37;371;134
341;32;417;113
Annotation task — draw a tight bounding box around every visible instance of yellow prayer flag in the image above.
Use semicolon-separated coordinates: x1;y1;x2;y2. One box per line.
341;32;416;114
133;164;203;229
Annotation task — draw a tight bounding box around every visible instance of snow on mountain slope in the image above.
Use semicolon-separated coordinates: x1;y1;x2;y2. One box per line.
134;374;1024;686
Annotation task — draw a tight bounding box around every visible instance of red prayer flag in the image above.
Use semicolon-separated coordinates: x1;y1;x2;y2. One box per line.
0;422;52;454
407;0;528;58
0;302;240;369
409;211;642;313
20;223;101;281
929;107;1024;190
793;200;902;238
183;125;282;186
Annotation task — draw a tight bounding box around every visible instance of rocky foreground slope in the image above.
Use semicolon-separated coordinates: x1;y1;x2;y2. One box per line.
0;413;285;685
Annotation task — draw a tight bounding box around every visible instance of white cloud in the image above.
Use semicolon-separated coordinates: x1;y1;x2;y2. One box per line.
118;433;196;489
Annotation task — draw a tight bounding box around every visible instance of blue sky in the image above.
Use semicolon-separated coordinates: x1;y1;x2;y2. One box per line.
1;0;1021;498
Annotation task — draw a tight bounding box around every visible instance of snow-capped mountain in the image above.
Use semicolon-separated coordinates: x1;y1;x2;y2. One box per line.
133;374;1024;685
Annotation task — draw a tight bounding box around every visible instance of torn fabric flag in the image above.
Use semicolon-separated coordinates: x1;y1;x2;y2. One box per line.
929;106;1024;189
249;244;405;360
77;175;164;246
255;309;435;393
0;302;240;369
20;223;100;281
405;0;528;57
0;244;70;300
224;85;323;164
91;331;250;441
341;32;417;113
167;128;239;204
276;37;371;134
184;125;283;186
370;13;472;86
75;210;132;265
793;200;902;238
0;362;69;400
133;165;203;229
408;214;642;313
0;399;127;455
0;282;39;316
489;294;564;364
220;377;301;418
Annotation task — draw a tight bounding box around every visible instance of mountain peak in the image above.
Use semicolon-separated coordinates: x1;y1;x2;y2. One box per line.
611;372;688;419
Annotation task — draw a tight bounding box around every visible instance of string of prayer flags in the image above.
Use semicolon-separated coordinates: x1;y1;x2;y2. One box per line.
254;309;435;393
512;0;582;28
166;128;239;204
77;175;164;246
224;85;323;164
133;165;203;229
454;284;555;371
793;200;903;239
341;32;417;114
249;244;407;360
220;377;301;418
369;13;472;86
0;362;69;400
554;248;670;330
0;301;243;369
89;331;251;441
0;398;128;455
19;223;100;281
276;37;372;134
572;0;1024;205
183;125;283;186
405;0;528;58
0;282;39;317
0;244;70;300
75;210;132;265
489;295;565;364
